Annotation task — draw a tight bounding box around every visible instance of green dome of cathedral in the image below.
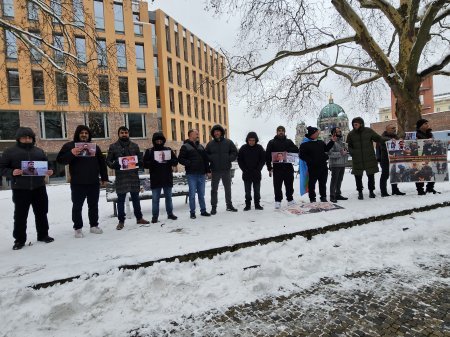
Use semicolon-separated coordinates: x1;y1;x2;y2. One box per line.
317;96;347;123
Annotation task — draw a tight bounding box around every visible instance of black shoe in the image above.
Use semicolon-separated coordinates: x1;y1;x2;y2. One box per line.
200;211;211;217
168;214;178;220
336;195;348;200
369;191;376;198
190;213;196;219
320;197;328;202
381;192;390;197
417;189;426;195
13;242;25;250
392;190;406;196
254;204;264;210
151;217;158;224
243;204;251;211
37;236;54;243
358;192;364;200
211;207;217;215
426;188;440;194
226;205;238;212
330;197;337;203
310;198;316;203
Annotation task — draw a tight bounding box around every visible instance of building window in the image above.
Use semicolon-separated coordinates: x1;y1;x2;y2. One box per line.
190;35;195;66
194;97;199;119
218;105;222;124
167;57;173;83
39;111;67;139
53;33;64;65
50;0;62;23
119;77;129;106
154;56;160;85
94;0;104;30
185;67;190;90
183;29;188;61
212;80;215;100
193;70;197;89
204;45;208;73
206;78;210;98
7;69;20;103
221;58;225;78
125;113;146;138
178;91;184;115
171;118;177;141
176;62;182;86
215;54;219;78
75;36;86;65
85;112;108;138
5;30;17;60
213;104;217;122
223;107;227;123
202;125;207;143
210;50;214;74
30;31;42;63
199;74;204;95
78;74;89;104
97;39;107;68
197;40;202;70
135;44;145;70
138;78;148;107
169;88;175;113
116;41;127;69
207;102;211;121
73;0;84;27
187;94;191;117
180;120;185;141
2;0;14;17
0;111;20;140
200;99;204;120
222;86;226;103
98;75;109;106
218;83;221;101
174;24;180;57
165;17;171;52
133;11;143;35
114;3;124;33
55;72;68;104
27;1;39;21
151;22;157;51
32;70;45;103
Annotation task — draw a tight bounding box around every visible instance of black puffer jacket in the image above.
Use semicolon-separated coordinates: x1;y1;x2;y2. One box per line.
0;127;48;190
265;135;299;172
178;139;210;174
143;132;178;188
237;132;266;182
416;128;433;140
205;124;238;171
299;138;334;172
56;125;108;185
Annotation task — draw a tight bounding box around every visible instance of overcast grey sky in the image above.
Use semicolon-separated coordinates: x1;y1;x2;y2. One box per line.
150;0;450;147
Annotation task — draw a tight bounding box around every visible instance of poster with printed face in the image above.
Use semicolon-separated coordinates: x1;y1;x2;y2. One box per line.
404;132;417;140
154;150;171;163
119;155;138;170
272;152;287;163
75;143;96;157
286;152;299;165
387;139;448;183
21;161;48;176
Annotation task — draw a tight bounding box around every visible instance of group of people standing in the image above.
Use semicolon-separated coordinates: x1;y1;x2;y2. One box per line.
0;116;441;251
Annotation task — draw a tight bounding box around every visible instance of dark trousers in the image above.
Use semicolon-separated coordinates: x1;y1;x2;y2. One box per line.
308;168;328;201
117;192;143;222
244;180;261;204
355;173;375;192
211;170;233;208
416;181;435;192
329;167;345;198
273;170;294;202
380;160;399;194
12;186;49;244
71;183;100;230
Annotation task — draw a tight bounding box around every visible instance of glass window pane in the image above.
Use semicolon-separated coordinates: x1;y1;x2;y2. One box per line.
7;69;20;102
73;0;84;27
30;31;42;63
53;34;64;64
97;39;107;68
55;72;68;104
114;3;124;32
138;78;147;106
94;0;104;29
128;114;145;138
3;0;14;17
119;77;129;105
42;112;65;139
5;30;17;60
116;41;127;69
0;111;20;140
78;74;89;104
32;71;45;102
27;1;39;21
98;75;109;105
135;44;145;70
50;0;62;23
76;37;86;64
88;113;107;138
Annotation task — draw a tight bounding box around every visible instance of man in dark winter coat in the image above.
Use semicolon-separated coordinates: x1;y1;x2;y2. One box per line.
327;127;349;203
57;125;109;238
299;127;336;202
206;124;238;214
415;119;439;195
237;131;266;211
106;126;149;230
265;126;299;209
347;117;386;200
375;124;405;197
0;127;54;250
143;132;178;223
178;129;211;219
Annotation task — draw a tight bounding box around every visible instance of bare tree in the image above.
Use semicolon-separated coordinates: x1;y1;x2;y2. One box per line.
206;0;450;135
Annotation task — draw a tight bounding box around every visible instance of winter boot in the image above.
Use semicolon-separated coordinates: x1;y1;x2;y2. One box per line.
391;186;405;196
426;187;440;194
254;203;264;210
320;197;328;202
336;195;348;200
226;205;238;212
417;187;426;195
369;191;376;198
12;241;25;250
168;214;178;220
211;207;217;215
37;236;55;243
190;212;196;219
358;191;364;200
243;202;251;211
330;196;337;203
151;217;158;223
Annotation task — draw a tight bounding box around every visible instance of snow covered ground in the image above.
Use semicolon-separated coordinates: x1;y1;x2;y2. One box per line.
0;169;449;337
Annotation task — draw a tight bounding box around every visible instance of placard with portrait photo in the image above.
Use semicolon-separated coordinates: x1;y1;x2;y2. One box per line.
118;155;138;170
21;161;48;176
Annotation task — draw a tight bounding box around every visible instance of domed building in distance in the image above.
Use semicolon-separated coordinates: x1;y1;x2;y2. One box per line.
316;95;350;142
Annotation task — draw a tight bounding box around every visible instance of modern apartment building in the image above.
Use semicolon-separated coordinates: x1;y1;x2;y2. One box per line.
149;9;229;145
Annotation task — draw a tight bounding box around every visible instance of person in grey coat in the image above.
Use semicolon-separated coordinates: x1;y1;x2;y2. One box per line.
205;124;238;214
106;126;149;230
327;127;349;203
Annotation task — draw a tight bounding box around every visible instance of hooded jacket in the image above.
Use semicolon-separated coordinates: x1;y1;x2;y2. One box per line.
265;134;299;172
56;125;108;185
205;124;238;171
0;127;48;190
346;117;385;175
237;132;266;182
299;135;334;172
143;132;178;188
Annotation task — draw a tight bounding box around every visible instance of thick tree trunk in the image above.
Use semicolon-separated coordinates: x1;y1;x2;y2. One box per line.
394;94;422;137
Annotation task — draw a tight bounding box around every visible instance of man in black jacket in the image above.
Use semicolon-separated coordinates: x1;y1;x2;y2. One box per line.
415;119;439;195
106;126;150;230
57;125;109;238
266;126;299;209
178;129;211;219
0;127;54;250
238;132;266;211
299;126;336;202
206;124;238;214
143;132;178;223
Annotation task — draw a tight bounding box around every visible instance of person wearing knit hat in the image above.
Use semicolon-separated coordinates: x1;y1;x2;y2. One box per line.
327;127;349;202
299;126;336;202
265;125;299;209
415;119;439;195
0;127;55;250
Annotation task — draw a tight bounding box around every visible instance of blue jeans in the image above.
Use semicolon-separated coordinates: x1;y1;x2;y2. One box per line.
187;174;206;213
151;187;173;218
117;192;143;222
